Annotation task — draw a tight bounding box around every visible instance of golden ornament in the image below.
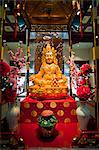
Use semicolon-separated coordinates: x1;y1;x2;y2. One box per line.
64;118;71;123
70;109;76;115
63;102;70;108
31;110;37;117
50;102;57;108
24;102;30;109
36;102;44;109
57;110;64;116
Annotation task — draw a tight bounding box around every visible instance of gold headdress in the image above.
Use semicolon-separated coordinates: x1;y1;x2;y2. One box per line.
42;43;58;65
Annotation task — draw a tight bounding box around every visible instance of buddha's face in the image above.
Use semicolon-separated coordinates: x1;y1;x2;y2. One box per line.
45;52;54;64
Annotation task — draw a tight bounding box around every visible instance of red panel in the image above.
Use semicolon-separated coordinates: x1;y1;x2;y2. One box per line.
20;96;77;123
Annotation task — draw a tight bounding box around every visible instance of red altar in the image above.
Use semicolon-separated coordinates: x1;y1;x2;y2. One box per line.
20;95;77;123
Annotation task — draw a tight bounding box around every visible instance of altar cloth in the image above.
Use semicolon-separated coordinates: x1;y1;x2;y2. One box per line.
20;96;77;123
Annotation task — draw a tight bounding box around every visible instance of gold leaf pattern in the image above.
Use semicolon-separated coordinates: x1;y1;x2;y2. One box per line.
31;110;37;117
63;102;70;107
50;102;57;108
24;102;30;109
71;109;76;115
64;118;71;123
36;102;44;109
57;110;64;116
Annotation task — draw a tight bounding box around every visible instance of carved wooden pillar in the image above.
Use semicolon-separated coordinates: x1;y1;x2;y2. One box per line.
92;0;99;128
26;29;30;95
68;29;72;96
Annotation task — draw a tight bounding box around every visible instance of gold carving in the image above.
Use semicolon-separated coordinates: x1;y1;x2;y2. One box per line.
36;102;44;109
57;110;64;116
31;110;37;117
50;102;57;108
63;102;70;107
71;109;76;115
24;102;30;109
64;118;71;123
29;44;68;96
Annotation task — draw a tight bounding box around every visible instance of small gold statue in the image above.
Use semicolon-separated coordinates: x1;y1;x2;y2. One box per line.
29;44;68;97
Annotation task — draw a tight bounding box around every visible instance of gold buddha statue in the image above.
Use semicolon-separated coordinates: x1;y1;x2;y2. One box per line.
29;43;68;98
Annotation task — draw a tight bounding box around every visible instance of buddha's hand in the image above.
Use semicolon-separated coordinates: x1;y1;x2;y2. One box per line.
29;74;35;81
56;74;62;80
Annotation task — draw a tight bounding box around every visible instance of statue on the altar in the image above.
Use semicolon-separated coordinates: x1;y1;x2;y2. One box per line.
29;43;68;98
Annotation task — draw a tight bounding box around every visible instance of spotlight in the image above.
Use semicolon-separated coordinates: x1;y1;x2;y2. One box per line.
96;35;98;39
76;26;79;31
3;40;7;46
19;41;23;44
77;10;80;15
89;5;92;9
17;12;20;16
5;3;7;8
20;138;23;141
3;40;6;43
17;4;20;9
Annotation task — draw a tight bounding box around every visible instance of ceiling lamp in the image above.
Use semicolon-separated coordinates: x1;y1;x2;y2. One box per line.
17;4;20;10
5;3;7;8
77;10;80;15
89;5;92;9
17;12;20;16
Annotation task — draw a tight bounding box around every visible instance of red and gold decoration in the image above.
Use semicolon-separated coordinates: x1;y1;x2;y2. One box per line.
20;96;77;123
